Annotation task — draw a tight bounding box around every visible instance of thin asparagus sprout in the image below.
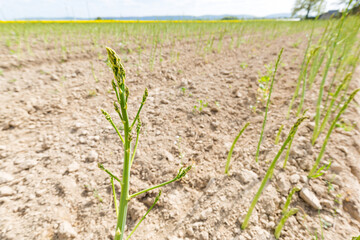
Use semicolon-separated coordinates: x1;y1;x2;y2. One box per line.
309;88;360;178
101;109;125;144
255;48;283;162
310;160;332;179
274;208;299;239
315;73;351;141
241;116;308;229
282;137;294;169
111;177;119;217
308;20;332;89
282;187;300;214
283;110;308;169
296;47;320;116
324;43;347;110
287;25;315;119
274;124;284;145
98;163;123;185
126;191;162;240
128;166;191;200
225;122;250;175
100;47;191;240
130;119;141;168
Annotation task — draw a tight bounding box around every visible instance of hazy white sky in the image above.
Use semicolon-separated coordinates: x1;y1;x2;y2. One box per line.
0;0;343;20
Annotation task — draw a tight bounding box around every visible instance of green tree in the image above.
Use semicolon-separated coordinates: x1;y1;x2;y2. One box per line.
292;0;325;19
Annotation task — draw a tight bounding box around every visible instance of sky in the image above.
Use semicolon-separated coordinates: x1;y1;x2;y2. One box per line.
0;0;343;20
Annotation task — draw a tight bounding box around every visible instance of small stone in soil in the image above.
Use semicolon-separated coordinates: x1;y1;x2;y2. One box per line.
0;186;16;197
199;231;209;240
67;162;80;173
160;99;169;104
50;74;59;81
300;188;322;210
79;136;87;144
290;174;300;184
0;171;14;184
277;172;290;194
86;150;98;162
56;221;78;239
238;169;258;184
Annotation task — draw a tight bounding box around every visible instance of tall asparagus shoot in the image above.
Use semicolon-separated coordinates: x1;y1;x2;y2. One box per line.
100;47;191;240
274;124;284;145
308;20;332;89
255;48;283;162
274;208;298;239
283;110;308;169
281;187;300;214
275;187;300;239
287;25;315;119
225;122;250;175
296;47;320;116
315;73;351;141
241;116;308;229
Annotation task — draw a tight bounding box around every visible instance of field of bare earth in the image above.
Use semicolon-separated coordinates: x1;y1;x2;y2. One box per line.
0;20;360;240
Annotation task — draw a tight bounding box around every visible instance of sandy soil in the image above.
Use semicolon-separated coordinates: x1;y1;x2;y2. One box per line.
0;31;360;240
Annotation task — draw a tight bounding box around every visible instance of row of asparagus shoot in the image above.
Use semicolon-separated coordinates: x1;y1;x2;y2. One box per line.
225;42;359;238
285;1;360;177
225;49;308;237
286;0;359;147
230;88;358;238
